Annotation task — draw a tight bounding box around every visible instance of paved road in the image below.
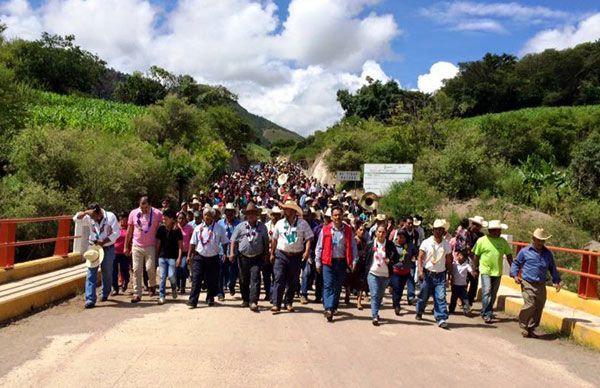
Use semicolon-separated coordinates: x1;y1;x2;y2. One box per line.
0;291;598;388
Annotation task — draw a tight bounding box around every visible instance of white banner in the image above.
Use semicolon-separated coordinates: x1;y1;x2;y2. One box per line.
336;171;361;181
363;164;413;196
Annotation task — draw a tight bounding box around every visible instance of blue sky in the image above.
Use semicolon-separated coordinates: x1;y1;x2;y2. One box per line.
2;0;599;134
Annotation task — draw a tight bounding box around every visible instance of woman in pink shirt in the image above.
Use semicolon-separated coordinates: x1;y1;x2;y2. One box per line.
112;212;130;295
177;211;194;294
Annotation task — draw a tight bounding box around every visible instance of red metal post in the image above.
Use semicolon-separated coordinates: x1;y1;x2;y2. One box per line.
578;254;598;299
53;218;71;257
0;221;17;269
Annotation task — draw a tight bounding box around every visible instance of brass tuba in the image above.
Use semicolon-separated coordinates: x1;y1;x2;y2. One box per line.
360;192;379;212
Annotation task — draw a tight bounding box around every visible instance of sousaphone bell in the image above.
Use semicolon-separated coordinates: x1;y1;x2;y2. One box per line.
360;192;379;212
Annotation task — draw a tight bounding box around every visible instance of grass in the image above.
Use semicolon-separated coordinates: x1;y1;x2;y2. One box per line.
25;91;146;134
246;143;271;162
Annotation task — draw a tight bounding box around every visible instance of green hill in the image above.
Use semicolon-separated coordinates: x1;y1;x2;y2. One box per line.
231;103;303;145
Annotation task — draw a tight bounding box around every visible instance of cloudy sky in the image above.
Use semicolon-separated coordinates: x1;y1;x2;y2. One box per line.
1;0;599;136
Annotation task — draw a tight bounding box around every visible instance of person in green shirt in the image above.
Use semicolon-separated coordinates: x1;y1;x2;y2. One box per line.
472;220;513;324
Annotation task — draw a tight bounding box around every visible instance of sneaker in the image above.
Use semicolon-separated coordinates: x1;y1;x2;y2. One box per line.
172;288;178;300
158;298;165;305
438;320;448;329
131;296;141;303
394;306;401;316
84;302;95;309
241;302;249;308
324;310;333;322
415;314;423;321
250;303;259;312
372;318;380;326
300;296;309;305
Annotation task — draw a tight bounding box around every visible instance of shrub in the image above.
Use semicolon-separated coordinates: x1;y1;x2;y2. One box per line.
379;180;443;222
570;130;600;198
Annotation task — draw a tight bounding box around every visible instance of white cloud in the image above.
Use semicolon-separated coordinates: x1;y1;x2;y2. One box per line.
522;13;600;54
0;0;399;136
421;1;569;33
417;61;459;94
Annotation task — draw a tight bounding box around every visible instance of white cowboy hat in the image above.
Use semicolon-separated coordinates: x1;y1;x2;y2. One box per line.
279;200;302;216
191;198;201;205
84;245;104;268
375;213;387;222
270;206;282;214
413;218;422;226
324;208;333;218
532;228;552;240
277;173;289;186
487;220;508;230
468;215;488;227
191;194;199;199
432;219;450;231
224;202;237;212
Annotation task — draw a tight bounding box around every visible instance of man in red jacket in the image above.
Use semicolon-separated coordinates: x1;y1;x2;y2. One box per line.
316;206;358;322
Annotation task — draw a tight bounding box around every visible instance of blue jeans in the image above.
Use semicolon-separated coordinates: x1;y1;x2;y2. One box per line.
407;263;416;301
85;245;115;304
390;273;410;308
219;255;238;296
158;258;177;299
367;273;389;319
416;270;448;323
480;274;501;319
176;253;188;292
301;258;323;301
322;260;347;311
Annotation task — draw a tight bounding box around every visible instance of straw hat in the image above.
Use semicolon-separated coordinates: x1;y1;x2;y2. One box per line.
375;213;387;222
487;220;508;230
84;245;104;268
279;200;302;216
324;207;333;218
191;198;201;205
270;206;282;214
532;228;552;240
224;202;237;213
468;215;488;227
432;219;450;231
277;173;289;186
243;202;262;215
412;217;422;226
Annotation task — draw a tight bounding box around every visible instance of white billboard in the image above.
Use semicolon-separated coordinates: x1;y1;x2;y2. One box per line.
363;164;413;196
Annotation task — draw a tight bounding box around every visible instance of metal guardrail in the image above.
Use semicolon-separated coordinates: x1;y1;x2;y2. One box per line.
0;216;80;269
510;241;599;300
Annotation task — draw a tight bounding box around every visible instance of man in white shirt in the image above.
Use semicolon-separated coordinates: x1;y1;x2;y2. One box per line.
186;208;230;308
269;200;314;313
73;203;120;309
415;219;453;328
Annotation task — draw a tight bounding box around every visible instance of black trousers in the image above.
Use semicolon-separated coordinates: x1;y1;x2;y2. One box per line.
467;272;479;305
450;284;469;313
188;254;219;306
272;250;302;307
262;262;273;299
238;254;263;304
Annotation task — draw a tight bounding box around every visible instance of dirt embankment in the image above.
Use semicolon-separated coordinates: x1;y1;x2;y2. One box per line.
307;150;338;185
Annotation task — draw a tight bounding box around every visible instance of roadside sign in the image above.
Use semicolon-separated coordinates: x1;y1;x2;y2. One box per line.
336;171;361;181
363;164;413;196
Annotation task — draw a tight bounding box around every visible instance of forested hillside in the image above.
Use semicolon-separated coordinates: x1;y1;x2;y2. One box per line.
280;41;600;244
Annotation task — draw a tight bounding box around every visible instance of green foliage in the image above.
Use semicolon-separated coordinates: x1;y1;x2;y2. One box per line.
0;64;31;171
570;130;600;198
1;33;106;95
516;155;569;208
379;180;443;222
8;125;169;211
442;42;600;117
246;143;270;162
564;196;600;240
114;71;167;106
204;105;255;153
27;91;145;134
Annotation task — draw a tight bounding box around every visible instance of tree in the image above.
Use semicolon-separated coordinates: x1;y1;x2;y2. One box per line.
0;65;30;174
203;106;255;152
2;33;107;95
570;130;600;198
113;71;167;106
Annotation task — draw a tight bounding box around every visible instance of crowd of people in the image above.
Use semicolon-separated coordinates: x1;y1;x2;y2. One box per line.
74;161;562;337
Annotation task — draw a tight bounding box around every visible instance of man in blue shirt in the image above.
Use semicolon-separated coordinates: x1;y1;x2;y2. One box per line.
510;228;561;338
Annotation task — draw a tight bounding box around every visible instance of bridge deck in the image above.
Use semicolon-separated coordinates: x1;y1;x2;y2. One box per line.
0;291;598;387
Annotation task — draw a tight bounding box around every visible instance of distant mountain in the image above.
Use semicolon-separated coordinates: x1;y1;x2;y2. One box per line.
232;103;303;146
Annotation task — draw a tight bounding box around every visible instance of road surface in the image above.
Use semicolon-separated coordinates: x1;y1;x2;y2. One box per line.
0;291;598;387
